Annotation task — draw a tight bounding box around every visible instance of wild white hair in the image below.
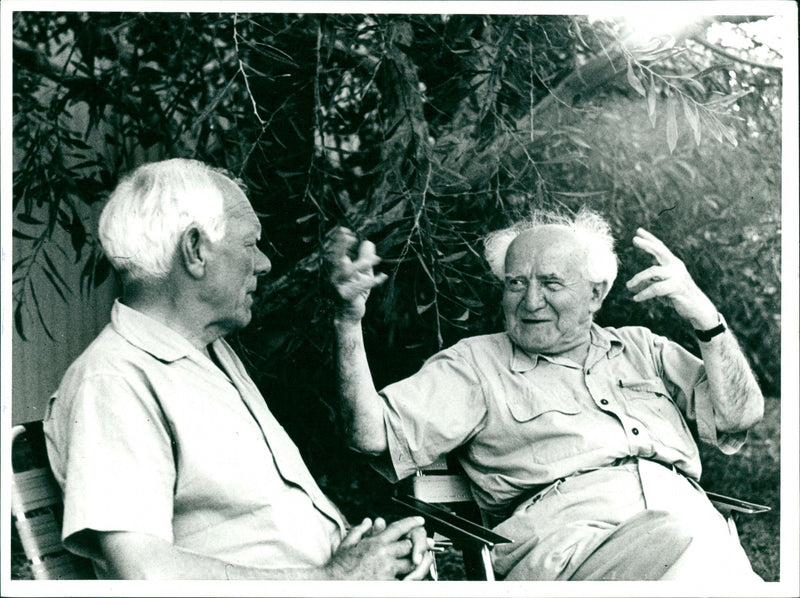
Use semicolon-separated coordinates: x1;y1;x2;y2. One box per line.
484;207;618;296
98;158;236;283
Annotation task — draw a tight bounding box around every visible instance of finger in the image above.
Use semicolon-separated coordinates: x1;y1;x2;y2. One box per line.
376;517;426;543
626;265;669;292
406;526;430;565
324;227;358;259
631;279;675;302
355;240;383;268
385;538;414;559
632;229;676;265
368;517;387;536
403;551;435;581
340;517;372;548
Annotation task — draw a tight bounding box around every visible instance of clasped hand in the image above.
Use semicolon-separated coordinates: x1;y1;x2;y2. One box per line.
325;516;434;580
626;228;719;330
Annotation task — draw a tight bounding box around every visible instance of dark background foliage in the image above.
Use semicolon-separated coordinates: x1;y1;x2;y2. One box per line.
12;11;782;579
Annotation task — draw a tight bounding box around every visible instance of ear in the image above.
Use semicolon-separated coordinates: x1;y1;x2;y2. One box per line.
178;226;207;279
589;281;609;312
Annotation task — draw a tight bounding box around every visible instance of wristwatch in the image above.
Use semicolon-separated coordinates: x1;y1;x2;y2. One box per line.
695;315;726;342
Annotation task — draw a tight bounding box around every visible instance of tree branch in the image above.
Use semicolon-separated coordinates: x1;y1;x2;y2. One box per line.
690;37;782;73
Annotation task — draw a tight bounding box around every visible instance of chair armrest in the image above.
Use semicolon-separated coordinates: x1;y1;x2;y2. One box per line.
706;491;771;515
391;495;512;548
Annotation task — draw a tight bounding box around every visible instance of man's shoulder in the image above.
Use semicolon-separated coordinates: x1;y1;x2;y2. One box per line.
57;323;145;389
444;332;511;363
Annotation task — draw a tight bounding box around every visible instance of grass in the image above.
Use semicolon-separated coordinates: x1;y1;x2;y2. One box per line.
10;398;781;581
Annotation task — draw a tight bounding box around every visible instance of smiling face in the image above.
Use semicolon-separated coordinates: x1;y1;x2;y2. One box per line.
202;176;271;334
502;226;604;360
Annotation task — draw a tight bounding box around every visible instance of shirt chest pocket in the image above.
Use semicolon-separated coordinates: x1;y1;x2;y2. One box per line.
505;388;582;422
617;377;672;401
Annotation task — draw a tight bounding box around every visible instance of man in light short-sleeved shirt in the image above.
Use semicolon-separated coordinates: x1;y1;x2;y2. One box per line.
327;208;765;582
44;159;433;580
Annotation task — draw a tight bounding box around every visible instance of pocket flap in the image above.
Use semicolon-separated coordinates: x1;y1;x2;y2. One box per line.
506;389;581;422
618;377;670;397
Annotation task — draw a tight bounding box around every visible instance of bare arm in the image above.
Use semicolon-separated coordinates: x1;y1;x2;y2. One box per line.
626;228;764;433
93;517;433;580
326;228;391;455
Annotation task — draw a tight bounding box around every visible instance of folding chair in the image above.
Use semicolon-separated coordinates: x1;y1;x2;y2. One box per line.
393;455;511;580
11;424;96;580
395;455;769;581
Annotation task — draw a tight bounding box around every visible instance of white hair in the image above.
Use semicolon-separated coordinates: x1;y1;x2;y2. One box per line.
98;158;238;284
484;207;618;295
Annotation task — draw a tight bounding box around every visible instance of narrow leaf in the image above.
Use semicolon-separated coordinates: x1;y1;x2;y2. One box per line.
720;123;738;147
666;97;678;154
42;268;69;303
14;302;27;341
42;250;73;295
681;97;701;146
29;282;55;340
626;61;646;96
17;214;43;225
647;73;657;128
13;230;37;240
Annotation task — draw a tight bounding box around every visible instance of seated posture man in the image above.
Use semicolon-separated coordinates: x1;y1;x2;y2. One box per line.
327;208;765;581
44;158;432;580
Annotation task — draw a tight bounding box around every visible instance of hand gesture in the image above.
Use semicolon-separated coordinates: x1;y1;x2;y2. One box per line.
325;227;388;322
325;516;434;581
626;228;719;330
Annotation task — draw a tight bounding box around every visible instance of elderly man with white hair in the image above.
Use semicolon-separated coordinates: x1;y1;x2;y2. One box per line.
327;207;765;581
44;158;433;580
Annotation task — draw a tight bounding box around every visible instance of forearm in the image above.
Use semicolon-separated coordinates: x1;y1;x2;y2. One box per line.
334;317;389;455
96;532;330;580
698;328;764;433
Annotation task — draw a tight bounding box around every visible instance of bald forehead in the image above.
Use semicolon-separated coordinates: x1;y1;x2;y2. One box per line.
509;225;582;256
506;226;586;272
212;173;259;226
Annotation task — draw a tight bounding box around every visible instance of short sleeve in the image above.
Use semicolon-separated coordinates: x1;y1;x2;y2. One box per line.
376;346;487;481
46;373;177;556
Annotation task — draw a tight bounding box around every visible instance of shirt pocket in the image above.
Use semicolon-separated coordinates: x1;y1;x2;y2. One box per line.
617;377;671;400
506;388;581;422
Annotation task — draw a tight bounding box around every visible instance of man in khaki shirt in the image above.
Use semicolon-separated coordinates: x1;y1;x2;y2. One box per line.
45;158;433;580
327;208;764;581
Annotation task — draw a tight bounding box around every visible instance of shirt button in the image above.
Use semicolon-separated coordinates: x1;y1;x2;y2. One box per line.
600;399;609;405
632;427;640;435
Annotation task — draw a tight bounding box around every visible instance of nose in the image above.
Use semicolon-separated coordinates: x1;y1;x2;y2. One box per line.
522;281;546;310
255;248;271;276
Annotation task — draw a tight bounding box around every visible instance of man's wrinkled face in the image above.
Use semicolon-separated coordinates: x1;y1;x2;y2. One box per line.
203;176;271;333
502;227;603;358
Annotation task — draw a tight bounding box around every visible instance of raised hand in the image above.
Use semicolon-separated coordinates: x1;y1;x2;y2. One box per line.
324;516;433;580
626;228;719;330
325;227;388;322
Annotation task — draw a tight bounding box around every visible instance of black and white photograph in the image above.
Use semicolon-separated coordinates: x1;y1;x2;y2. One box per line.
2;2;797;596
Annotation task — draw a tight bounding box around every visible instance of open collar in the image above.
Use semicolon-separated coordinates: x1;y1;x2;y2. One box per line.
508;323;625;373
110;299;200;363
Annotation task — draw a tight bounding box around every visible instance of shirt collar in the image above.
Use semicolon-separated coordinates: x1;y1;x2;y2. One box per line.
110;299;200;363
508;323;625;373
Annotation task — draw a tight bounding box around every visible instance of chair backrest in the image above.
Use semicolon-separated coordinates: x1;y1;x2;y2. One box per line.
402;456;502;580
11;424;96;580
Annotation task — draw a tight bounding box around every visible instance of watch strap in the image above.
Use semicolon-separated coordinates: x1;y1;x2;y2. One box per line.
695;318;726;342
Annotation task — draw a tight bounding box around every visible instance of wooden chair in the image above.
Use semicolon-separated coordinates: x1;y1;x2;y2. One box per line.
11;424;96;580
396;455;770;581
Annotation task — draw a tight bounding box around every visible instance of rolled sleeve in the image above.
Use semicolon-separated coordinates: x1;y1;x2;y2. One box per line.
690;379;747;454
375;346;487;481
654;333;746;455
